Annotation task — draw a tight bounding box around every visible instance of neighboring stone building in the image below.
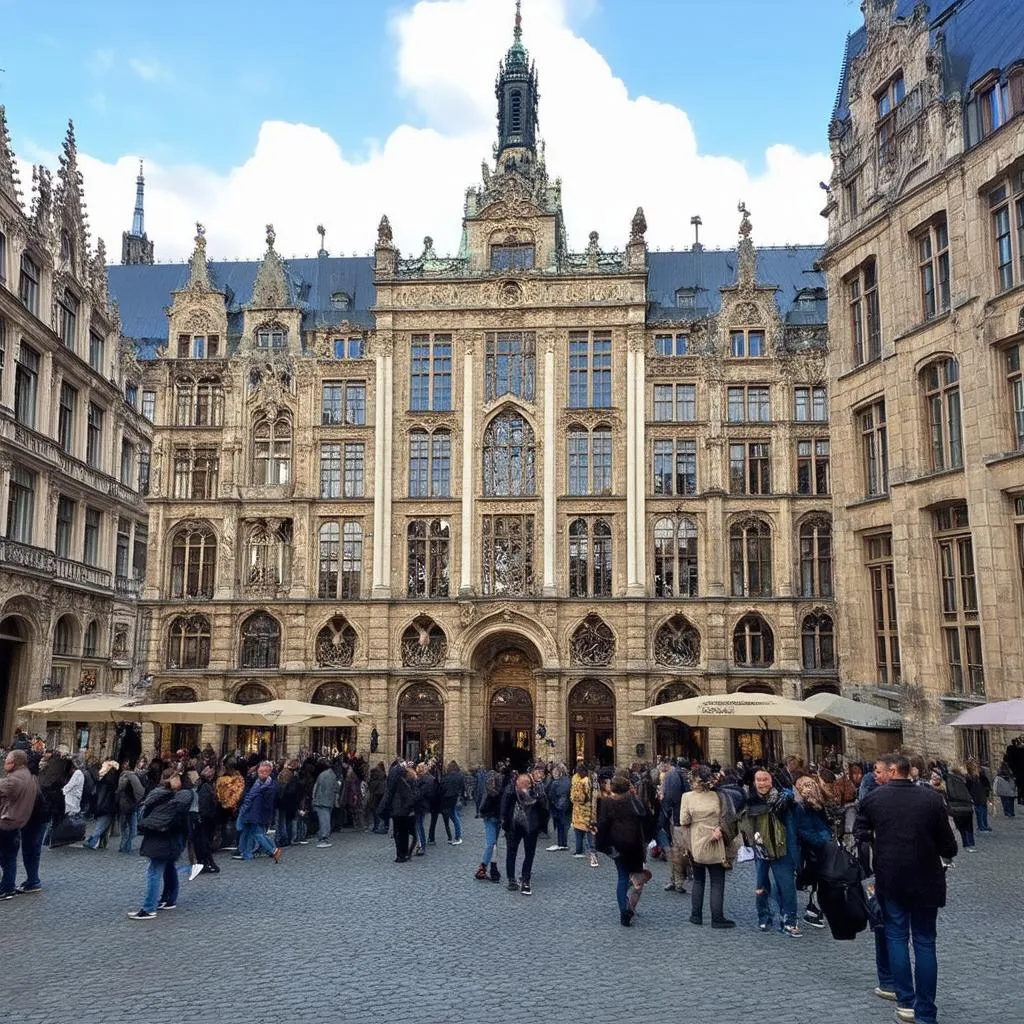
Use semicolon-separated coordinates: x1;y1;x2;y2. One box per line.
102;13;832;768
821;0;1024;764
0;109;152;747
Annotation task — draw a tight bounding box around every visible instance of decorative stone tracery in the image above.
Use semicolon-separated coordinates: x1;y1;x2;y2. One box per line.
569;614;615;666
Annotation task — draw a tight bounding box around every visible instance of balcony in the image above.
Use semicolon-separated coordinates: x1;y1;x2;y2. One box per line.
0;538;113;593
115;575;143;600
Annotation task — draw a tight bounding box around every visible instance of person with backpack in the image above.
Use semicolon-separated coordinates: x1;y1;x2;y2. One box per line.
128;768;194;920
595;773;654;926
82;760;120;849
474;767;505;883
944;766;976;850
115;759;146;853
501;770;549;895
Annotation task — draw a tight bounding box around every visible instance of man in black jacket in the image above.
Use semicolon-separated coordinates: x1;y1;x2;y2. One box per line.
854;753;958;1024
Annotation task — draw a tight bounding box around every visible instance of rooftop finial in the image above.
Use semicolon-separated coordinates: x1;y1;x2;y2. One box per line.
266;223;276;250
690;214;703;251
316;223;327;256
132;160;146;236
738;200;752;238
514;0;522;43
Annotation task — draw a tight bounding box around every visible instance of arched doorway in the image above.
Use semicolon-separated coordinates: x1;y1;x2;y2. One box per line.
653;683;707;762
731;682;782;764
309;682;359;756
490;686;534;769
397;683;444;761
804;682;843;766
229;681;279;759
568;679;615;767
157;685;200;755
0;615;30;743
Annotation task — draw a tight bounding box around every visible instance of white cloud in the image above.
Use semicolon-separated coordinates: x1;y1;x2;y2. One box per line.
58;0;830;263
86;47;115;78
127;57;172;83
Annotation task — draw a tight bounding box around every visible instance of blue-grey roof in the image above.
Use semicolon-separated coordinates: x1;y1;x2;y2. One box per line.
109;255;376;359
646;246;824;324
832;0;1024;128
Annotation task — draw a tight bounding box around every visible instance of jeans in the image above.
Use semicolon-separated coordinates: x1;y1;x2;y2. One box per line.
573;827;594;854
276;810;295;846
392;815;414;860
691;862;726;922
428;810;451;843
875;895;939;1024
84;814;113;849
143;858;179;913
450;803;463;840
372;808;388;833
974;803;991;831
118;809;138;852
615;858;631;915
481;817;500;865
1000;795;1016;817
0;828;20;894
957;825;975;848
239;822;276;859
20;818;45;889
506;826;539;882
315;807;332;842
415;811;427;850
754;856;798;927
551;811;569;847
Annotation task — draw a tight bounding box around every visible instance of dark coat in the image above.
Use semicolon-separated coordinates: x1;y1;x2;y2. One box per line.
500;782;548;834
416;773;439;814
239;777;277;826
440;770;464;811
138;788;192;861
595;793;652;873
854;779;958;909
92;769;120;817
546;775;571;815
195;779;218;822
660;768;687;827
386;773;416;818
964;771;991;806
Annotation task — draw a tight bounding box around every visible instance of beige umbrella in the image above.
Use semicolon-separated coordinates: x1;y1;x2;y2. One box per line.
16;695;140;722
249;698;361;727
802;692;903;732
634;691;818;730
122;699;308;726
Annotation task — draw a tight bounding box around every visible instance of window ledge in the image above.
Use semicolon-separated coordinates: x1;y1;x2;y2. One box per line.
846;493;890;510
893;309;952;344
938;693;987;706
983;448;1024;467
985;280;1024;310
837;355;889;383
892;465;964;488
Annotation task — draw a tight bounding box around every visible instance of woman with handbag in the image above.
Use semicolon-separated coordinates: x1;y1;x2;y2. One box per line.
679;766;735;928
595;774;654;927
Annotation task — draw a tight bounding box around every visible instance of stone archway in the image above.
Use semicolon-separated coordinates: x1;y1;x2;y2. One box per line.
0;615;32;743
229;680;280;759
652;682;706;762
397;682;445;761
309;682;359;755
568;679;615;767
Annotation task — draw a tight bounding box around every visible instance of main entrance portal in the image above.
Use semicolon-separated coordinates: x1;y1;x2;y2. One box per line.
568;679;616;767
0;616;30;743
474;635;542;770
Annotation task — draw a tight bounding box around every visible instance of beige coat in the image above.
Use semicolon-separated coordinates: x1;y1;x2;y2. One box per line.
680;789;726;866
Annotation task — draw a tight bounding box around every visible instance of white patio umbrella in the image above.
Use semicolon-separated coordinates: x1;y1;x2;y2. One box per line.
247;699;361;728
802;692;903;732
634;692;817;729
947;699;1024;728
16;695;140;722
122;699;311;727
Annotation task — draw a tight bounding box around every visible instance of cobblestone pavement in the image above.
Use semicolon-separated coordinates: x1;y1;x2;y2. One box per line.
4;811;1022;1024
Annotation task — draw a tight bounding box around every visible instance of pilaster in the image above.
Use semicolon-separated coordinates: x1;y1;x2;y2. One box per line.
459;338;475;595
542;334;556;596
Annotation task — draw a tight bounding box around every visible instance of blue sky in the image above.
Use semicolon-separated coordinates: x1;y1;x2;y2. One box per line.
0;0;865;258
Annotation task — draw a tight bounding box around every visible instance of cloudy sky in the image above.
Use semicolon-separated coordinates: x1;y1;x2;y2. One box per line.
1;0;863;262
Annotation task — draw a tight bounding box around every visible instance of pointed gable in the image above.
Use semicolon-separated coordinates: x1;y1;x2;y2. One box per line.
250;224;292;309
53;120;90;277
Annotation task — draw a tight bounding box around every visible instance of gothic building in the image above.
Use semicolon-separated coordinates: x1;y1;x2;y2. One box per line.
822;0;1024;764
0;109;152;747
92;12;832;768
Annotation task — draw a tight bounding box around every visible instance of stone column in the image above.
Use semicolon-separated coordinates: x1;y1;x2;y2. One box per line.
459;339;474;595
542;335;556;596
372;342;388;595
0;456;11;534
625;346;637;593
37;351;54;437
381;342;394;593
633;337;646;594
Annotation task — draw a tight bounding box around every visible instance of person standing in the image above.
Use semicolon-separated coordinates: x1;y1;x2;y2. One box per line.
235;761;281;863
993;761;1017;817
474;768;504;883
545;764;571;851
595;774;653;926
964;759;993;833
570;760;599;867
944;766;976;850
440;761;465;844
680;766;735;929
855;753;958;1024
312;759;340;848
128;769;194;920
0;750;37;900
367;761;387;833
115;759;146;853
193;764;220;874
380;761;416;863
502;771;548;895
662;761;689;893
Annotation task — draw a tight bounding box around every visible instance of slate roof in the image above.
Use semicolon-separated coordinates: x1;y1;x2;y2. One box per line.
832;0;1024;128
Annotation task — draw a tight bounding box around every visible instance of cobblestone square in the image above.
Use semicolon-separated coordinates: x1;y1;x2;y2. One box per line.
5;813;1021;1024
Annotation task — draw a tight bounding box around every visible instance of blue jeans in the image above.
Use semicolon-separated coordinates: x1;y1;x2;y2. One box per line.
551;811;569;847
957;824;975;848
450;803;463;841
615;858;631;915
974;804;991;831
276;810;295;846
20;818;45;889
315;807;332;841
84;814;113;848
143;858;179;913
754;856;798;927
415;811;427;850
239;822;276;859
875;895;939;1024
481;817;500;865
0;828;20;894
573;827;594;854
119;809;138;852
1000;795;1015;817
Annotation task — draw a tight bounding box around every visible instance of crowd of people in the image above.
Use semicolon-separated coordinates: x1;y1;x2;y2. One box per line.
2;728;1022;1023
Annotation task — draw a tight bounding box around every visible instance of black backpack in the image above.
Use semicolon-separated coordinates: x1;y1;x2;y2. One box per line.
138;792;182;835
80;768;97;814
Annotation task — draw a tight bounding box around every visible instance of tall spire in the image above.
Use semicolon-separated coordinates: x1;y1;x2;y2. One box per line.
0;105;23;205
495;0;539;165
132;161;146;236
514;0;522;43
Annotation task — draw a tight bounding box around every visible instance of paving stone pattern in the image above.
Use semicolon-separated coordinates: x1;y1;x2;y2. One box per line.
4;812;1022;1024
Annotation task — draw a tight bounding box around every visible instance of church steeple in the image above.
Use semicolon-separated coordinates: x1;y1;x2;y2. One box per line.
121;160;154;265
495;0;539;166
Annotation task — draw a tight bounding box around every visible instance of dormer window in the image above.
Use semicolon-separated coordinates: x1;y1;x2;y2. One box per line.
331;292;351;311
256;326;287;351
675;288;696;311
965;72;1016;148
333;337;365;359
177;333;220;359
490;243;535;271
876;72;905;164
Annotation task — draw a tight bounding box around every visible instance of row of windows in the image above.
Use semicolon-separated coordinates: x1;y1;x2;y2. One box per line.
165;515;833;603
162;606;836;673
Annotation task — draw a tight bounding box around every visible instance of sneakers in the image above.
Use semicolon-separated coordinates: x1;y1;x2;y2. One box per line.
546;844;562;852
231;854;244;860
758;922;772;932
0;891;14;902
316;841;333;849
782;924;803;938
573;853;585;858
15;884;42;895
664;882;678;892
894;1010;916;1023
507;879;520;892
873;988;897;1002
157;901;176;910
589;853;599;868
297;839;310;845
450;838;463;846
520;879;532;896
804;911;826;929
127;909;155;920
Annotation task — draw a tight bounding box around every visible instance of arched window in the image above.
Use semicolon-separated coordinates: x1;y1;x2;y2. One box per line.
162;686;198;703
483;409;535;496
170;523;216;599
318;520;363;599
654;615;701;667
922;357;962;470
730;518;772;597
234;681;273;705
569;614;615;666
244;520;292;589
194;377;224;427
510;89;523;133
53;616;76;656
567;426;612;495
315;616;357;667
239;612;280;669
653;516;698;597
83;620;99;657
568;517;612;598
253;415;292;485
733;613;775;666
802;613;835;670
409;430;452;498
401;616;448;667
167;614;211;669
407;519;450;598
799;518;833;598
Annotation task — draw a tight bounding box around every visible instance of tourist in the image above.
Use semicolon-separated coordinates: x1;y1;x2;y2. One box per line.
61;756;87;819
680;765;735;928
570;760;598;867
661;760;689;893
128;768;194;920
193;764;219;874
440;760;465;844
855;753;958;1024
413;762;435;854
214;759;245;851
115;758;146;853
993;761;1017;817
235;761;281;863
276;759;304;846
367;761;387;833
944;766;976;850
312;759;340;849
964;759;993;833
380;761;416;863
502;770;549;895
792;774;831;930
0;750;37;900
17;770;46;895
595;773;653;926
82;760;120;849
545;763;570;851
474;767;504;883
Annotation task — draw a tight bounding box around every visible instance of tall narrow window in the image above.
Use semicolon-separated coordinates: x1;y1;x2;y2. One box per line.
138;448;151;497
173;448;219;499
5;466;35;544
729;442;771;495
652;438;697;496
726;385;770;423
408;430;452;499
55;496;75;557
485;331;535;401
120;440;134;486
1008;343;1024;450
194;378;224;427
170;524;217;599
733;613;775;666
483;410;535;496
86;404;104;469
167;615;211;669
58;382;77;453
860;399;889;497
653;516;698;598
343;442;365;498
876;72;905;164
730;518;772;597
567;517;612;598
57;289;79;349
866;534;900;685
142;391;156;422
253;416;291;485
133;522;148;579
481;515;534;596
799;518;833;598
989;172;1024;292
652;383;697;422
14;343;39;428
802;613;835;670
568;332;612;408
796;439;830;495
116;517;131;577
409;335;453;412
18;253;39;315
935;504;982;695
318;521;363;599
567;426;612;496
924;358;963;470
89;331;105;373
320;444;342;499
406;519;450;598
848;259;881;365
239;612;281;669
917;218;951;319
794;386;827;422
83;507;101;566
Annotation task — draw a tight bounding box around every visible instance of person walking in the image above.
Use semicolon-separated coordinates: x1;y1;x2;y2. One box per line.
680;765;735;929
501;771;548;895
380;761;416;863
312;759;340;849
440;761;465;844
662;760;689;893
595;774;653;926
944;766;976;850
993;761;1017;817
235;761;281;863
193;764;220;874
127;769;194;920
793;774;832;930
964;760;993;833
0;750;37;900
545;764;571;851
570;760;599;867
115;760;146;853
855;753;958;1024
214;760;245;851
474;768;504;883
